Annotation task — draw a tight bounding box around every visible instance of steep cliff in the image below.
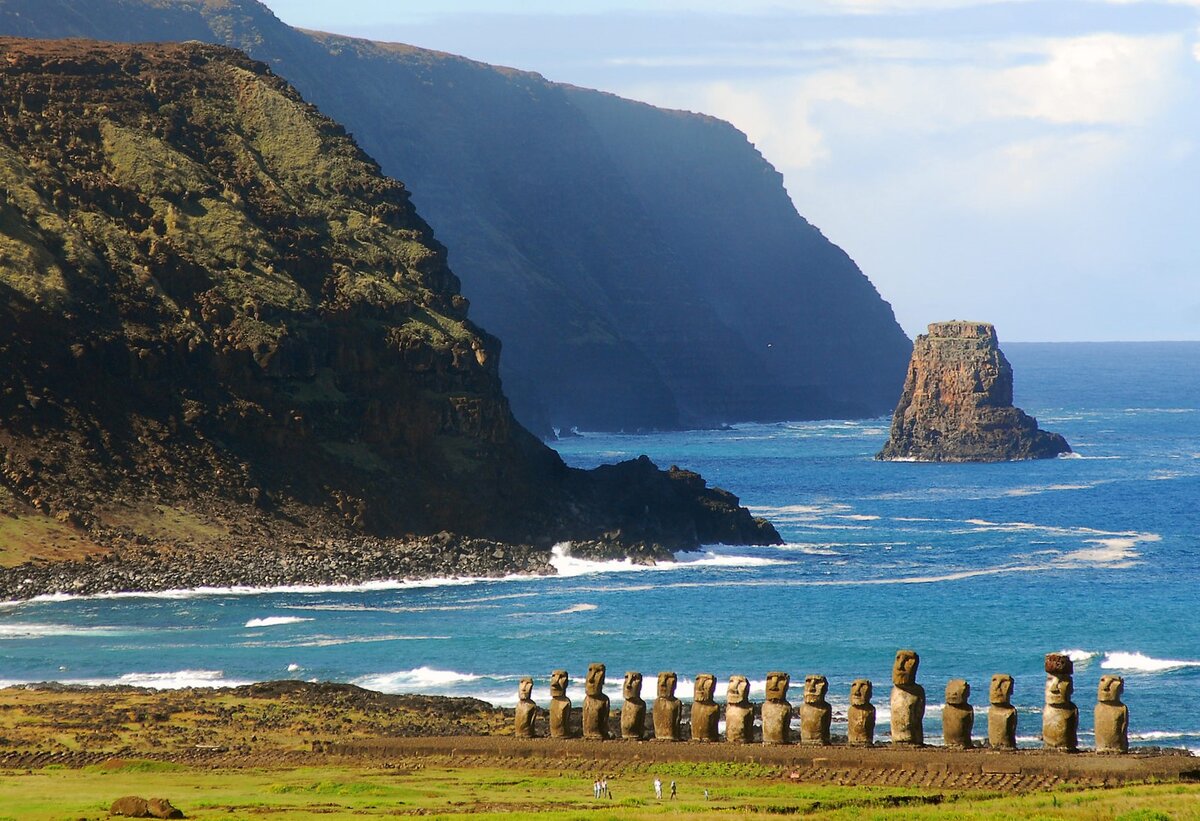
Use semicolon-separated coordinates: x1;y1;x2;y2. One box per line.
0;38;777;581
0;0;912;432
877;322;1071;462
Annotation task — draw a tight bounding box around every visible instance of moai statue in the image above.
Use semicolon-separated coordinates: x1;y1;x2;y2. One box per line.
1094;674;1129;753
620;671;647;740
725;675;754;743
987;674;1017;750
691;673;720;742
652;671;682;741
514;677;539;738
549;669;573;739
762;671;793;745
582;662;611;740
942;679;974;749
847;679;876;746
890;649;925;746
800;675;832;745
1042;653;1078;751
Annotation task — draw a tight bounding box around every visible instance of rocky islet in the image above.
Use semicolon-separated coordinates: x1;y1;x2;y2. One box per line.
878;321;1071;462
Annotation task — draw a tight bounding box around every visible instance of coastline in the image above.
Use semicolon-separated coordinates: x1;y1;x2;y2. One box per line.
0;535;680;603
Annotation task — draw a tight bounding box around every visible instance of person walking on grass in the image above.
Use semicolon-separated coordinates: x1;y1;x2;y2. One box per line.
654;777;662;799
670;780;677;800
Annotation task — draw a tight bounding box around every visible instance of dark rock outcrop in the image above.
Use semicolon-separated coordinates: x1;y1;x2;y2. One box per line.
0;38;777;591
877;321;1070;462
0;0;912;432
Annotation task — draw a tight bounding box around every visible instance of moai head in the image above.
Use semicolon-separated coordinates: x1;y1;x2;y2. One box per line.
803;675;828;704
1044;653;1074;706
945;679;970;706
765;671;790;702
989;674;1014;706
518;677;533;701
1098;674;1124;704
657;671;677;699
586;663;606;697
694;673;716;703
727;675;750;706
623;671;643;700
550;669;569;698
893;650;920;686
850;679;873;706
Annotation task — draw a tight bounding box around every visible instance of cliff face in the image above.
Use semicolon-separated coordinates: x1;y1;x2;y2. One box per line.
0;38;777;566
877;322;1070;462
0;0;912;432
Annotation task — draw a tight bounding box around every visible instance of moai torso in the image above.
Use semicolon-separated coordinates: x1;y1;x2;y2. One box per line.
890;650;925;746
582;663;611;740
514;677;538;738
847;679;876;746
987;674;1017;750
800;675;832;745
762;671;792;745
1094;675;1128;753
652;672;682;741
690;674;720;742
549;669;573;739
620;671;647;740
725;675;754;743
942;679;974;748
1042;654;1078;751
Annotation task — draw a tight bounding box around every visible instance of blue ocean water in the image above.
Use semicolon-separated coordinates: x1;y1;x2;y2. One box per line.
1;342;1197;750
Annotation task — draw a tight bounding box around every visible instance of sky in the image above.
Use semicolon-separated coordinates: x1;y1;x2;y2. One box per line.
258;0;1200;342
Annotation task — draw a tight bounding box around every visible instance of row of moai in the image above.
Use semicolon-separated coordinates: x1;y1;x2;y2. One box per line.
514;652;1129;752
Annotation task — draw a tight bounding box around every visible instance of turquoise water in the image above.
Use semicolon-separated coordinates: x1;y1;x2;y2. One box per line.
1;342;1197;749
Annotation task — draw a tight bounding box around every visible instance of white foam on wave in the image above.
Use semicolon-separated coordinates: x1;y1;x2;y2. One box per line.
30;669;256;690
0;623;136;639
287;663;302;673
1057;452;1121;460
241;633;450;649
355;666;483;692
548;544;782;578
244;616;313;628
1;570;549;607
1059;649;1099;665
509;602;597;618
1129;730;1200;742
1101;652;1200;673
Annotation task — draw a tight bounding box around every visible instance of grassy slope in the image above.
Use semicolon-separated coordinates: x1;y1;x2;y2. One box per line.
0;764;1195;820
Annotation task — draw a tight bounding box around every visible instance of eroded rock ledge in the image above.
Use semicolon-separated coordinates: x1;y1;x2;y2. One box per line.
877;321;1070;462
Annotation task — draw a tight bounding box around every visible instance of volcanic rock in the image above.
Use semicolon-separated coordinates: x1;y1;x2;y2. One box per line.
0;38;778;596
877;321;1070;462
0;0;912;432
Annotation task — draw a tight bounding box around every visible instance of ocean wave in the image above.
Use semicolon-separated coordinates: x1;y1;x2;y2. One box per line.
355;666;485;692
0;569;560;607
1057;452;1121;460
286;663;302;673
1101;652;1200;673
1129;730;1200;741
0;623;136;639
549;544;782;578
25;669;257;690
244;616;313;628
509;602;597;618
1059;649;1099;665
241;634;451;648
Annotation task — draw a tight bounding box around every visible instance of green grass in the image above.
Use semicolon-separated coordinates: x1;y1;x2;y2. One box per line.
0;765;1197;820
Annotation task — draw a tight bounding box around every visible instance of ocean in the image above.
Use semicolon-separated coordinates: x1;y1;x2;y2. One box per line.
1;342;1197;750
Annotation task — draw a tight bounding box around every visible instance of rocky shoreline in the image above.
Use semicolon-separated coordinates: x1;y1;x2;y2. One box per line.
0;534;681;602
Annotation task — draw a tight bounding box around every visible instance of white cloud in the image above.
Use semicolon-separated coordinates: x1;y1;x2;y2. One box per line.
988;34;1185;125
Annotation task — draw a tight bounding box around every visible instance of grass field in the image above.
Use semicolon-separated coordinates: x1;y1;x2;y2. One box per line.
0;761;1197;820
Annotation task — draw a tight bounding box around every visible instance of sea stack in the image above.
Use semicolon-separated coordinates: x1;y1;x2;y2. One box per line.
877;321;1070;462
